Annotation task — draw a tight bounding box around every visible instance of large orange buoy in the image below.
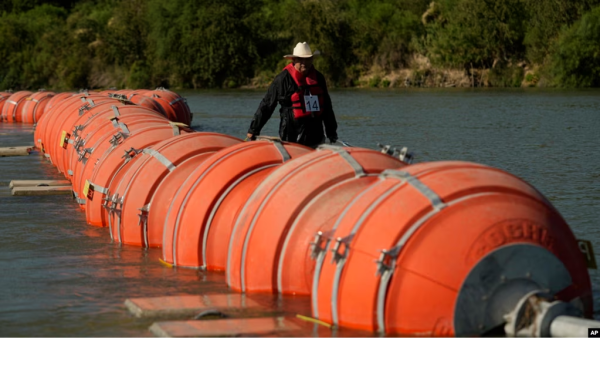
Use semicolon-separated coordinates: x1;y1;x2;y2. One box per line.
53;101;122;175
125;92;167;118
0;92;12;121
58;105;167;179
226;145;405;294
278;176;384;295
161;139;313;269
38;94;109;163
69;117;172;200
142;88;191;125
1;91;32;123
44;96;116;168
20;91;55;123
108;132;241;246
310;161;592;336
34;92;74;148
84;125;187;227
144;154;215;248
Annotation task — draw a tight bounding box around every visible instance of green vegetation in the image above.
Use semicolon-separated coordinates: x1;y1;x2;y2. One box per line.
1;0;599;89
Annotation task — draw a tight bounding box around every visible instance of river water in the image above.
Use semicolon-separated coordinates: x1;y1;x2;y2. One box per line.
0;88;599;337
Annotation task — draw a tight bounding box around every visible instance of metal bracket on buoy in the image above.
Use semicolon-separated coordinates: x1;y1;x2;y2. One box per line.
309;231;325;260
377;143;415;164
122;147;143;163
109;132;126;147
375;248;397;276
78;147;94;164
138;203;151;249
330;236;352;265
78;104;91;116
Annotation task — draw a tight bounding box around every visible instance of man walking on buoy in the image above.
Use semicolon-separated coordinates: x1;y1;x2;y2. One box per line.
246;42;338;148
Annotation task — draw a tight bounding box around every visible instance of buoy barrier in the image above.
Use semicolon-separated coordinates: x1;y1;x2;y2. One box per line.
0;91;13;121
84;124;190;227
20;91;55;124
226;145;407;294
126;92;167;118
142;88;191;125
161;138;313;269
58;105;168;180
106;132;242;246
15;87;596;337
33;92;75;148
308;161;592;335
69;116;173;200
35;93;108;161
1;91;32;123
45;95;117;167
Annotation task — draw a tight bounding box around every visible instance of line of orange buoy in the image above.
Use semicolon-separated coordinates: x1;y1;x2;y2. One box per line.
3;87;593;337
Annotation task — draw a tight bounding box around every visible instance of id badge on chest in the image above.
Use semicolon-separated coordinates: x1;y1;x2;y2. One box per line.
304;94;320;112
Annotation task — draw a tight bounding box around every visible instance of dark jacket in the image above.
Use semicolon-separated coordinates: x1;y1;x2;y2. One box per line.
248;67;338;148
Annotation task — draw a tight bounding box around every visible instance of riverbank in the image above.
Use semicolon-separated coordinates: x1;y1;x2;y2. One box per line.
243;55;544;90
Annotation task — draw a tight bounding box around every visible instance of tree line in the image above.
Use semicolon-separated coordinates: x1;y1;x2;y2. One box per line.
1;0;599;90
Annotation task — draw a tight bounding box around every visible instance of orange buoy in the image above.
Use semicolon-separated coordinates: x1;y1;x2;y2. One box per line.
310;161;592;336
34;92;74;148
44;96;116;168
58;105;167;179
0;92;12;121
69;117;172;200
226;145;405;294
20;91;55;123
142;88;191;125
108;132;241;246
278;176;386;295
126;93;168;118
161;139;313;268
144;154;216;248
38;94;108;163
1;91;32;123
84;125;187;227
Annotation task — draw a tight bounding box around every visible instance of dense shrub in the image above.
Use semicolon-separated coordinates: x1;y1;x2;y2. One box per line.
551;6;600;87
0;0;599;89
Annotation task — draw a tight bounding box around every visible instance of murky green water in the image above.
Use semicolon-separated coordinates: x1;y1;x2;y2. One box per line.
1;88;599;337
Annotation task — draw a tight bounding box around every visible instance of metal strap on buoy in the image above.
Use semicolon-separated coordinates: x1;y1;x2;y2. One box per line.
9;99;19;121
72;191;86;205
169;96;185;106
110;117;130;136
318;144;365;177
138;203;151;248
373;169;447;333
329;179;405;326
310;181;383;319
168;121;187;136
104;193;122;242
257;137;291;162
142;148;176;172
87;180;109;196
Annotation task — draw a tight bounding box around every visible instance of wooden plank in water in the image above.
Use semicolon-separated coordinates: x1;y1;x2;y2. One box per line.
149;317;302;338
125;294;271;319
0;146;34;157
9;179;71;188
11;185;72;196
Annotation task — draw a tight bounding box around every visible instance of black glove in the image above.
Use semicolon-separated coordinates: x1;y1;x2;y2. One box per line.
329;138;337;144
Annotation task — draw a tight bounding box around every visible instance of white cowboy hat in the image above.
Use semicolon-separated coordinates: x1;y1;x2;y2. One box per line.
284;42;321;59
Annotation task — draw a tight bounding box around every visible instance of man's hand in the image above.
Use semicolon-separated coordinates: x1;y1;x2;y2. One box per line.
329;138;337;144
245;133;255;141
